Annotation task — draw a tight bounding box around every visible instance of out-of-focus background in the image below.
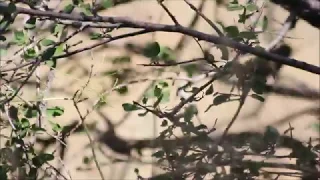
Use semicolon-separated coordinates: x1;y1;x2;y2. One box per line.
1;0;319;179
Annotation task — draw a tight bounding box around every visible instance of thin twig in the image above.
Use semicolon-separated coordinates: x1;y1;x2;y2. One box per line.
183;0;224;37
157;0;180;25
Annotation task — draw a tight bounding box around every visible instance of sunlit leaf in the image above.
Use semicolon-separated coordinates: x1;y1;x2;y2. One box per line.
41;39;55;46
245;3;258;11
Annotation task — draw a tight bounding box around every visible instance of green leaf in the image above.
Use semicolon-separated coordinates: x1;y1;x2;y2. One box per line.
80;3;93;16
158;81;169;88
122;103;141;111
205;85;214;95
245;3;258;11
251;94;265;102
52;24;64;37
54;44;64;56
20;118;30;129
252;75;267;94
102;0;113;9
24;106;38;118
143;42;160;58
116;86;128;95
89;32;103;40
154;85;162;97
158;46;176;61
24;17;37;30
63;4;75;14
48;120;62;133
41;47;56;60
46;106;64;117
227;3;243;11
152;150;165;158
41;39;55;46
213;94;230;105
183;64;198;77
262;16;268;31
225;26;239;38
7;2;17;14
13;30;26;45
239;31;257;40
23;48;37;59
32;153;54;167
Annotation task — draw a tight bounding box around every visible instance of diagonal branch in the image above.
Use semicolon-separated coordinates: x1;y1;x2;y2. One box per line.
0;3;319;74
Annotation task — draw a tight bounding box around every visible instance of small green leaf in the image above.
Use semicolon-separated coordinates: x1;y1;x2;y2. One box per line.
152;150;165;158
154;85;162;97
13;30;26;45
251;94;265;102
41;47;56;60
239;31;257;40
158;46;176;61
24;107;38;118
48;120;62;133
158;81;169;88
205;85;214;95
23;48;37;59
183;64;198;77
143;42;160;58
46;106;64;117
41;39;55;46
262;16;268;31
122;103;141;111
142;97;148;104
102;0;113;9
89;32;103;40
227;3;243;11
52;24;64;37
80;3;93;16
225;26;239;38
63;4;75;14
20;118;30;129
54;44;64;56
8;2;17;14
213;94;230;105
32;153;54;167
245;3;258;11
24;17;36;30
116;86;128;95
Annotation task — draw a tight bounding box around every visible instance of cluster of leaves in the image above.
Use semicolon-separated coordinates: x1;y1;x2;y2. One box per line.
0;104;64;179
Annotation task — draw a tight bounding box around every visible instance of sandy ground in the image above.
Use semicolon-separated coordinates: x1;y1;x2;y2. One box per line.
1;0;319;179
